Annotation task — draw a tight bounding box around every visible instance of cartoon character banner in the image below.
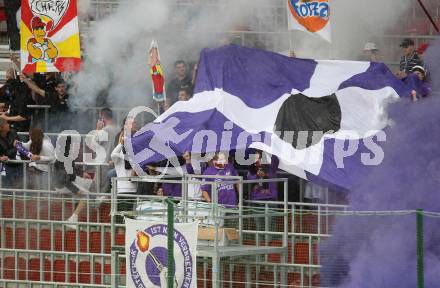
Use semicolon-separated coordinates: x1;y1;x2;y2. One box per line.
149;40;166;102
125;218;197;288
20;0;81;73
287;0;331;42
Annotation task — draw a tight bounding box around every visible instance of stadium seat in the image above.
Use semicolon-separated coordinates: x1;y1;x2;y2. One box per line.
39;199;50;220
1;199;13;218
78;208;98;223
64;230;77;252
197;265;212;288
62;230;88;252
15;199;25;219
406;19;430;35
28;257;52;281
294;242;318;265
3;256;26;280
287;272;310;288
301;214;318;234
267;240;293;263
53;259;77;283
25;200;39;219
278;213;293;232
50;201;64;221
89;231;102;253
14;227;26;249
99;203;111;223
312;273;320;286
257;269;275;287
120;260;126;275
115;232;125;246
232;265;246;288
94;261;103;284
80;231;88;252
40;228;52;250
78;260;91;283
28;227;38;250
103;230;125;253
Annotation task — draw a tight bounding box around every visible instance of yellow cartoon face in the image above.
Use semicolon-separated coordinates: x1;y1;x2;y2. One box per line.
33;26;46;40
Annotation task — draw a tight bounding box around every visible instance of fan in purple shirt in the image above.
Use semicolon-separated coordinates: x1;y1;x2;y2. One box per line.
200;152;239;207
403;65;432;101
246;151;279;201
159;152;196;197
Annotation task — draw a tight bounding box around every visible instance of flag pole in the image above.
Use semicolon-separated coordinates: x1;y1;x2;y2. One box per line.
417;0;439;33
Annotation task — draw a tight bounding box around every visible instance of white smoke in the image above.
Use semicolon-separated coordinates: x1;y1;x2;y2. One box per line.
73;0;415;110
290;0;413;60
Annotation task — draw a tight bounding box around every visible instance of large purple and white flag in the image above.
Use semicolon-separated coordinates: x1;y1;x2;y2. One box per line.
128;45;411;190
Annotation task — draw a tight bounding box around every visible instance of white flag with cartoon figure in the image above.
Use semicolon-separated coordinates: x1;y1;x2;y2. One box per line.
125;218;198;288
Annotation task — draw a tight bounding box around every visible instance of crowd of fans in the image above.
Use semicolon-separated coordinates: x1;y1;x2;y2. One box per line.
0;34;434;226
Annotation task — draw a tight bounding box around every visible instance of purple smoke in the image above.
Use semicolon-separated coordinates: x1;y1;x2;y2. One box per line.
321;41;440;287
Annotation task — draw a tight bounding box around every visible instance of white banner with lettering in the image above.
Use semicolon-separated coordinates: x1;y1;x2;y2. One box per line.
125;218;197;288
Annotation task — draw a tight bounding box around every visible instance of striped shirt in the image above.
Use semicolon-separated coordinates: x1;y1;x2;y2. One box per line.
399;51;423;74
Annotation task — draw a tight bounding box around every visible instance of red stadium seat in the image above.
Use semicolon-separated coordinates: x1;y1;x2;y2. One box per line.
287;272;310;287
257;269;274;287
294;242;318;265
94;261;103;284
104;263;111;275
115;232;125;246
312;274;320;286
39;199;50;220
64;230;77;252
120;261;126;275
54;229;63;251
89;231;102;253
103;231;125;253
78;208;98;223
79;260;91;283
3;256;26;280
53;259;77;283
28;257;52;281
40;229;52;250
28;228;38;250
99;203;111;223
25;200;39;219
77;260;103;284
104;231;111;253
1;199;13;218
50;201;63;221
80;231;88;252
232;265;246;288
15;227;26;249
63;230;88;252
15;199;25;219
301;214;318;234
406;19;430;35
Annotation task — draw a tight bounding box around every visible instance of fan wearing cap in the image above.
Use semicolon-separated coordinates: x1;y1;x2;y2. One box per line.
402;65;431;101
200;152;239;207
246;150;279;201
397;38;423;79
359;42;380;62
409;66;431;101
27;17;58;63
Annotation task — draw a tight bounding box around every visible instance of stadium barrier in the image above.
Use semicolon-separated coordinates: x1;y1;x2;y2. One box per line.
0;172;432;287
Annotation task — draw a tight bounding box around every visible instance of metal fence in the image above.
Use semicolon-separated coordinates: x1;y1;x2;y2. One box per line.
0;173;436;287
0;174;334;287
